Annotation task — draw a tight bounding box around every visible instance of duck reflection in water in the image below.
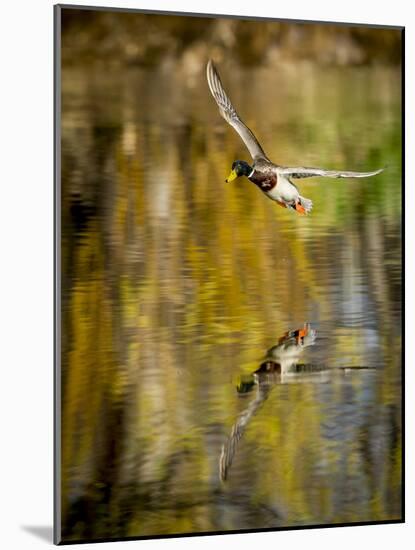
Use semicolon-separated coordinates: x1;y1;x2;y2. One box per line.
220;323;319;482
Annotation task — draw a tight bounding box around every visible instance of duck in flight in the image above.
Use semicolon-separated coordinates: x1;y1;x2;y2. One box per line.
220;324;318;481
207;60;384;215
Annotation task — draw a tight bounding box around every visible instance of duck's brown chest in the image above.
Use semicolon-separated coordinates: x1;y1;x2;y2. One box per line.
249;171;278;192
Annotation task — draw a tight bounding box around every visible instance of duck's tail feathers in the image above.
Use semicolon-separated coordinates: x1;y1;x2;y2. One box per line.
296;196;313;215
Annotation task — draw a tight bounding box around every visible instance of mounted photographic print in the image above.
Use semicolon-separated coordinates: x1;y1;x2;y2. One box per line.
54;4;404;544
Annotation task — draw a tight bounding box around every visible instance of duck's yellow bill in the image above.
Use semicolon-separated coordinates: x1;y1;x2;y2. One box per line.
225;169;238;183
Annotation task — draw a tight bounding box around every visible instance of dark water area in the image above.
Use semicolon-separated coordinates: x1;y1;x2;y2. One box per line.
60;62;402;541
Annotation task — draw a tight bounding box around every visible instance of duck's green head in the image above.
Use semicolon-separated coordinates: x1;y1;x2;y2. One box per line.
226;160;253;182
236;374;256;394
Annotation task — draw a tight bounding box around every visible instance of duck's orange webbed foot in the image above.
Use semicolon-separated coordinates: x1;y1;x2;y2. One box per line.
294;202;307;215
296;325;309;344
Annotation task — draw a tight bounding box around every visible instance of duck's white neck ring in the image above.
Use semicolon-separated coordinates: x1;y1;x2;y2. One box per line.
248;168;255;178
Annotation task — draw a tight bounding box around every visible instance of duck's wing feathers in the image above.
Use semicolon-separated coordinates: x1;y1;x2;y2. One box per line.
278;166;384;179
207;60;267;161
219;383;271;481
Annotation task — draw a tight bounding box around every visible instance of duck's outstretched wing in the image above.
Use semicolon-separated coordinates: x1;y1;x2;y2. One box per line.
207;60;267;161
278;166;385;179
219;383;271;482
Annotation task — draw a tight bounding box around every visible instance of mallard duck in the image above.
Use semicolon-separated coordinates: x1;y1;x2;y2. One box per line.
236;324;318;393
207;60;384;214
220;324;317;481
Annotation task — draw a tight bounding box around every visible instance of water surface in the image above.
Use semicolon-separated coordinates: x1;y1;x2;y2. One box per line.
60;62;402;541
